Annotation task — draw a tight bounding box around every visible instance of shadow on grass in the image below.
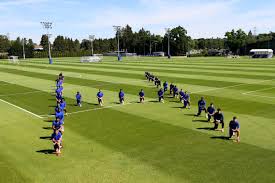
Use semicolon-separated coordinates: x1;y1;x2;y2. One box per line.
184;114;196;117
43;127;52;130
193;119;208;123
149;100;159;103
211;136;230;140
40;136;52;140
36;149;55;154
171;106;184;109
197;127;214;131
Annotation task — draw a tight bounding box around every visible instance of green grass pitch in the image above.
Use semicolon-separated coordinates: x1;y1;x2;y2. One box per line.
0;56;275;183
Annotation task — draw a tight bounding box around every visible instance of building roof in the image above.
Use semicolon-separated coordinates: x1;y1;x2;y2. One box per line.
250;49;273;53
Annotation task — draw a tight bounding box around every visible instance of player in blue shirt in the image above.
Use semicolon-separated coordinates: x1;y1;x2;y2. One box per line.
183;91;191;109
207;103;216;122
52;118;64;133
214;108;224;132
55;105;60;113
173;85;179;98
158;88;164;103
97;89;104;106
179;89;185;103
76;91;82;107
170;83;174;95
119;89;125;104
139;89;145;103
163;81;168;92
60;98;67;115
229;117;240;142
197;97;207;117
56;93;62;104
55;108;64;122
52;130;62;156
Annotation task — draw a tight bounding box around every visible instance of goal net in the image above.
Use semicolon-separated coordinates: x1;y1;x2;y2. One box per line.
8;56;19;64
80;55;103;63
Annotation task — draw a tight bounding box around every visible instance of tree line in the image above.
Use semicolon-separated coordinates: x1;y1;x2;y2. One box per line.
0;25;274;58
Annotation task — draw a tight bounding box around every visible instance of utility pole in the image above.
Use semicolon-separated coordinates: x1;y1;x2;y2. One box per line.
22;38;26;60
165;28;171;59
113;25;122;61
89;35;95;56
149;34;152;55
41;21;53;64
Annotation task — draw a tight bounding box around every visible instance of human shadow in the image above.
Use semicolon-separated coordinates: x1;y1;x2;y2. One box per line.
197;127;214;131
192;119;208;123
149;100;159;103
184;114;196;117
171;106;184;109
43;127;52;130
40;136;52;140
211;136;230;140
36;149;55;154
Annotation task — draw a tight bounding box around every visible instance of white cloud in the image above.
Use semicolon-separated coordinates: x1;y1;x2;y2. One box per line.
0;0;48;6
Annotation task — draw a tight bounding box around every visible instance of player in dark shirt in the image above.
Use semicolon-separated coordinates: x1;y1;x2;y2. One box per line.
213;108;224;132
229;117;240;142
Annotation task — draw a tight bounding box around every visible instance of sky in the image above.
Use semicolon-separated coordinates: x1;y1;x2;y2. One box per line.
1;0;275;43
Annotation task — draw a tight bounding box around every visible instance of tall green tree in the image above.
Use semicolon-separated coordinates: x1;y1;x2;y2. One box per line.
225;29;247;54
164;26;191;56
0;35;11;53
40;34;49;51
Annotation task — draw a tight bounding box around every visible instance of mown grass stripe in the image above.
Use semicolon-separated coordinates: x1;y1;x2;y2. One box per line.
1;69;275;120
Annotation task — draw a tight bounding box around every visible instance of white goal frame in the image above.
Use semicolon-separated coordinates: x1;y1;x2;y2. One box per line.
8;56;19;64
80;55;103;63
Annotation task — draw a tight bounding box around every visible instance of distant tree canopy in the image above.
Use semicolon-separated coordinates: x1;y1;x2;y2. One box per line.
0;25;274;58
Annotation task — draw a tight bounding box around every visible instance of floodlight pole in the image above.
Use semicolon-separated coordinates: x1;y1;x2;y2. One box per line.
89;35;95;56
165;28;171;59
113;25;122;61
22;38;26;60
41;21;53;64
149;34;152;55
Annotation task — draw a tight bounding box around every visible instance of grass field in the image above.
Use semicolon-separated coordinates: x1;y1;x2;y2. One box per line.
0;56;275;183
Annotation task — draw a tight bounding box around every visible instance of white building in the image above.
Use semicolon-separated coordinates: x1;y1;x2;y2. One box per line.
250;49;273;58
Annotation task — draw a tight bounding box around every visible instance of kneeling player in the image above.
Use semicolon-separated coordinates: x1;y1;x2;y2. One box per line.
163;81;168;92
76;91;82;107
139;89;145;103
119;89;125;104
229;117;240;143
97;89;104;106
170;83;175;95
207;103;216;122
197;97;207;117
52;118;64;134
173;85;179;98
183;91;191;109
60;98;67;115
52;130;62;156
158;88;164;103
213;108;224;132
179;89;185;103
55;108;64;123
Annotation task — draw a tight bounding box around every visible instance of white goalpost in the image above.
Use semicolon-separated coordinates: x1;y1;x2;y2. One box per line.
8;56;19;64
80;54;103;63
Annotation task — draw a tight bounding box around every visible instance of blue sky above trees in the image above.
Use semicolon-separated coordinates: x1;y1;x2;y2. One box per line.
1;0;275;43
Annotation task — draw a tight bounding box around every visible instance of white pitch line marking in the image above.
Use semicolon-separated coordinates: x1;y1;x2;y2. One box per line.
242;86;275;95
0;98;42;119
0;90;46;97
42;101;151;117
242;93;275;99
192;79;275;94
